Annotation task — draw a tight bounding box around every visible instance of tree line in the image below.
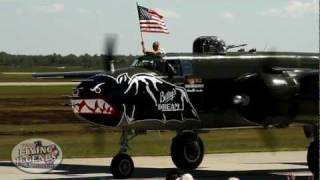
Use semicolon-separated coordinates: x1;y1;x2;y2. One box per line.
0;52;137;68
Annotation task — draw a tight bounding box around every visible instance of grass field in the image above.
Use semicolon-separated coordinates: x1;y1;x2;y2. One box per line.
0;125;310;160
0;72;311;161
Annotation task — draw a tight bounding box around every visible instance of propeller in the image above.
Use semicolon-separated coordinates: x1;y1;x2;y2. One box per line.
257;126;278;152
103;34;118;73
259;47;282;151
92;34;118;151
260;47;282;73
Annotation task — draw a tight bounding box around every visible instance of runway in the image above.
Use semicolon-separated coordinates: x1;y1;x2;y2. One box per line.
0;151;314;180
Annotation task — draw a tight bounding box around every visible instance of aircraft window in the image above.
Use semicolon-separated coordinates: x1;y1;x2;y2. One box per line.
167;60;181;75
181;60;193;76
131;59;155;69
130;59;139;67
131;57;181;76
131;56;162;69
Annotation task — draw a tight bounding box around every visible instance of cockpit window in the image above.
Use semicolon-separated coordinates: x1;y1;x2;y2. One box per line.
130;59;139;67
130;56;162;69
181;60;193;76
167;60;181;75
131;59;153;68
131;56;183;76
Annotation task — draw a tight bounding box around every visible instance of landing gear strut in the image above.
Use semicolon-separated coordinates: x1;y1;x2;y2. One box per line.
307;141;318;176
110;129;136;179
171;131;204;170
307;126;319;177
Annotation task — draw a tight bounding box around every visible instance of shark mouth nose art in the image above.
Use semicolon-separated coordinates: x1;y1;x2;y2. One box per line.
71;99;115;115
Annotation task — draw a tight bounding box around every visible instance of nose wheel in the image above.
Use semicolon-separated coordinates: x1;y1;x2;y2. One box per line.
111;153;134;178
110;129;136;179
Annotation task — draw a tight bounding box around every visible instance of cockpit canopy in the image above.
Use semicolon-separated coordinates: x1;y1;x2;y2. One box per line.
131;55;177;76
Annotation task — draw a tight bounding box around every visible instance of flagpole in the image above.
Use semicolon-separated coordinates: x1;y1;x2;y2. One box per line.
136;2;145;54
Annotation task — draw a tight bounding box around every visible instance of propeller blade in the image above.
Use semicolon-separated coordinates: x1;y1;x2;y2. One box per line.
103;34;117;72
257;127;278;152
261;47;280;73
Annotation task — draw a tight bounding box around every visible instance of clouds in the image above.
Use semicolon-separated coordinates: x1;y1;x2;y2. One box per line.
221;11;234;19
155;8;180;19
285;0;318;17
1;0;317;55
51;3;65;13
75;7;92;15
12;3;65;15
32;3;65;14
261;0;318;18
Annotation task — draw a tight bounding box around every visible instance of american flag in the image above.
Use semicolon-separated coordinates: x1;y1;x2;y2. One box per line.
137;5;169;34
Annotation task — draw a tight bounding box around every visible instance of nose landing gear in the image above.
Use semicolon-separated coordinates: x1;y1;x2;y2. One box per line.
110;129;136;179
111;153;134;178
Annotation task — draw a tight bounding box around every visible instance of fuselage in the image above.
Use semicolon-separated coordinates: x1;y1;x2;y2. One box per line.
71;51;319;130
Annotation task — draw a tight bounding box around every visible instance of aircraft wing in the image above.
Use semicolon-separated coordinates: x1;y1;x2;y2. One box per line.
272;67;319;81
32;70;104;79
273;67;319;74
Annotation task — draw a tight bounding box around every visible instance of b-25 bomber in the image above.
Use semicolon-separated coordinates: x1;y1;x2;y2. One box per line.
33;36;319;178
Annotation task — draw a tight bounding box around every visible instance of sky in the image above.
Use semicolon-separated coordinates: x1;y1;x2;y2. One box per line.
0;0;318;55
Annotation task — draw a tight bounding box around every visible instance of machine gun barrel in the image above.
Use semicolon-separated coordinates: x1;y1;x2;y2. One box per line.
226;44;248;50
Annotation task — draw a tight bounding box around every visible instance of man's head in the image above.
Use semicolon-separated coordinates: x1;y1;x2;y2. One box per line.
152;41;160;51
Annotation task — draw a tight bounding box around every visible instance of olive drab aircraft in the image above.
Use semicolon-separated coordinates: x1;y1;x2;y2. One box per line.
33;36;319;178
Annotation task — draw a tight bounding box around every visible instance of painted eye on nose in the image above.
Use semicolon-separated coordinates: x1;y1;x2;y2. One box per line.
73;89;80;97
73;87;83;97
94;87;101;94
90;83;105;94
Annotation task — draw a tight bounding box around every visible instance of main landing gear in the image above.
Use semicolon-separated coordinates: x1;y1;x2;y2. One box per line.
171;131;204;170
307;140;318;177
306;126;319;177
110;130;204;179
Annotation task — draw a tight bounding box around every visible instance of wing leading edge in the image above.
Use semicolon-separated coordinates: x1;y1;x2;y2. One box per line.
32;70;104;79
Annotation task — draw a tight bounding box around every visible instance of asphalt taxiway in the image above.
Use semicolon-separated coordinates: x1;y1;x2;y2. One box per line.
0;151;314;180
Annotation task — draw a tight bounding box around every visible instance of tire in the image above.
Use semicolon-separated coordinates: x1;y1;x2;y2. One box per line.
110;153;134;179
171;132;204;170
307;141;319;176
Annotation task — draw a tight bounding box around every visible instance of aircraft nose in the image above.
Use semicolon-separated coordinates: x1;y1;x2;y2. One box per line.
70;80;123;127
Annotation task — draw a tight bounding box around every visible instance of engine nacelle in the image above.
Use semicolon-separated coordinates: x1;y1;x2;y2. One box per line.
232;73;299;126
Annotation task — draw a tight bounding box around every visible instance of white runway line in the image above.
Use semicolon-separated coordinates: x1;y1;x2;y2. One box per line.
0;82;79;86
2;72;34;75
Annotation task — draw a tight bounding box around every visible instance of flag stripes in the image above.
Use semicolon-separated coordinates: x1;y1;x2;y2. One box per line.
137;5;169;34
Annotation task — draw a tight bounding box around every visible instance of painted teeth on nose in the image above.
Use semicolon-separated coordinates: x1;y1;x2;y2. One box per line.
103;103;110;114
86;99;94;110
71;99;113;115
98;99;105;110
